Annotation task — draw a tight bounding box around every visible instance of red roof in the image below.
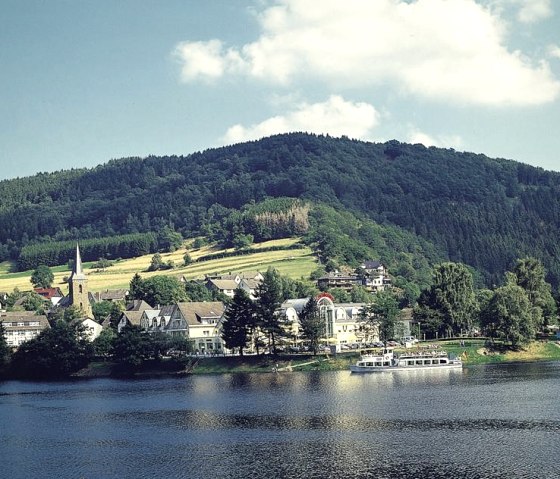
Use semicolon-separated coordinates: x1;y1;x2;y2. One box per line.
34;287;64;299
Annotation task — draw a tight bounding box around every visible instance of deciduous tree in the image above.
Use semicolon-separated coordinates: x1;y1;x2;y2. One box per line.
30;265;54;288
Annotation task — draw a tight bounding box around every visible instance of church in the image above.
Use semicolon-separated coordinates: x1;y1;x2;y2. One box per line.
52;244;97;334
67;243;93;318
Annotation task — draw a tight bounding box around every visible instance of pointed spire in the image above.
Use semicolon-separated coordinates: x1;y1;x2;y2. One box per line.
70;243;86;280
75;243;83;275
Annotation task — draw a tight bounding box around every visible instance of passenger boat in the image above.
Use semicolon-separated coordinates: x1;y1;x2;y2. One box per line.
350;347;462;373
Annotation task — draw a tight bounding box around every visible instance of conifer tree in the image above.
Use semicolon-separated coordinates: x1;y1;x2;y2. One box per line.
221;289;255;356
299;296;325;355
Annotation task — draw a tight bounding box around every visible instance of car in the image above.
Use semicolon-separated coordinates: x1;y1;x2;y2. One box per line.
386;340;401;347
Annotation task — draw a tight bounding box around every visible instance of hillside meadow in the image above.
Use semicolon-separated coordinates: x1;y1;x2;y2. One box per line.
0;238;317;294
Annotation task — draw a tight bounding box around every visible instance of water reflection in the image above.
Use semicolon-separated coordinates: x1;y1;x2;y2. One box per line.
1;361;559;479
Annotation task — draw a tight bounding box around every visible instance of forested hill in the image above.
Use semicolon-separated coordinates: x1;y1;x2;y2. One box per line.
1;133;560;289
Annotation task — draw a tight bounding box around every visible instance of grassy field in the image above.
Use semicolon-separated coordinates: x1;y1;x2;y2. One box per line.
0;237;318;294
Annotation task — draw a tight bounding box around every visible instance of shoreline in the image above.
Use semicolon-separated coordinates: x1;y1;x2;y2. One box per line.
71;339;560;378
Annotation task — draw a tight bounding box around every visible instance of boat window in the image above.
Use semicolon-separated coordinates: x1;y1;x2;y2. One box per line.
375;362;382;367
440;359;447;364
407;360;414;366
416;360;422;365
366;362;373;367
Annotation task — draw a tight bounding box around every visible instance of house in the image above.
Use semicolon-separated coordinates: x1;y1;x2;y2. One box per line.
34;287;65;306
0;291;8;311
81;318;103;341
117;300;153;333
279;293;380;350
0;311;50;348
204;271;264;299
239;278;262;300
360;260;391;291
89;289;128;304
140;305;181;335
205;278;238;298
317;271;364;291
175;301;226;353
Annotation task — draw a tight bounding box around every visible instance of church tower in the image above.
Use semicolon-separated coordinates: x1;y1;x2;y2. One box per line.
69;244;92;318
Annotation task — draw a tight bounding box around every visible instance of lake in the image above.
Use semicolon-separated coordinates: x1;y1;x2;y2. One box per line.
1;361;559;479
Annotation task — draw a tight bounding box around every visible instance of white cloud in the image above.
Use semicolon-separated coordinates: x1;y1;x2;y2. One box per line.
222;95;380;144
516;0;552;24
486;0;553;24
407;128;464;149
548;44;560;59
173;40;243;82
174;0;560;106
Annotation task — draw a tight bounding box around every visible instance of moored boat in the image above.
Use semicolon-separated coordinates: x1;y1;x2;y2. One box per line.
350;347;462;373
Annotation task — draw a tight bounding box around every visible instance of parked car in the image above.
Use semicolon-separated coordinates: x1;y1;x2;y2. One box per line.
386;340;401;347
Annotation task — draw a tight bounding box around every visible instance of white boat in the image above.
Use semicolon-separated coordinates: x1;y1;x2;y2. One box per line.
350;347;462;373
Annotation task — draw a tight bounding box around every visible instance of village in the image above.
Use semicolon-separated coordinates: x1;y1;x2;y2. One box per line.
0;244;409;358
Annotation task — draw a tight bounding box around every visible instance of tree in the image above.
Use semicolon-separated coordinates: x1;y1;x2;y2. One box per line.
128;273;144;300
185;281;214;302
298;296;325;355
329;287;351;303
11;320;94;379
221;289;255;356
92;258;112;271
136;276;187;306
18;291;46;313
350;286;372;303
361;290;400;342
512;258;557;331
148;253;164;272
0;321;10;367
112;325;151;368
92;327;116;358
92;300;123;326
254;267;284;353
414;263;477;338
183;252;193;266
157;226;183;252
232;233;253;250
480;280;534;347
30;265;54;288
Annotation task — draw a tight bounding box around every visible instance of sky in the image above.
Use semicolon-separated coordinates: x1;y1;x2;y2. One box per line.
1;0;560;180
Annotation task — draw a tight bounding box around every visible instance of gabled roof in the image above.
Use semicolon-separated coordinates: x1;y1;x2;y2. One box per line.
176;301;225;326
126;300;153;312
239;271;262;280
207;279;238;290
121;310;144;326
90;289;128;302
0;312;50;330
34;287;64;299
240;278;262;289
281;298;310;314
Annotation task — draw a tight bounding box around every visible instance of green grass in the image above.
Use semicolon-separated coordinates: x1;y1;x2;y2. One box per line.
0;237;318;293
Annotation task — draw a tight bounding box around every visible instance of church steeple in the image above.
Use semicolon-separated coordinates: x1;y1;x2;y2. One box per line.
69;243;92;318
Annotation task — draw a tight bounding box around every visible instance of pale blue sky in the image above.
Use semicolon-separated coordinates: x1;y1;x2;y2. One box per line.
1;0;560;180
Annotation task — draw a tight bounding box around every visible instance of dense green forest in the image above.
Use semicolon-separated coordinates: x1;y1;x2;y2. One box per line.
1;133;560;291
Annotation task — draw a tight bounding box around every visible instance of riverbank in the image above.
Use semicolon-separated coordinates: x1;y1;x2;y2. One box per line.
70;339;560;378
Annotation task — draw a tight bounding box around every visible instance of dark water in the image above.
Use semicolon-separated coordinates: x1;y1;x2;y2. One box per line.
1;362;559;479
